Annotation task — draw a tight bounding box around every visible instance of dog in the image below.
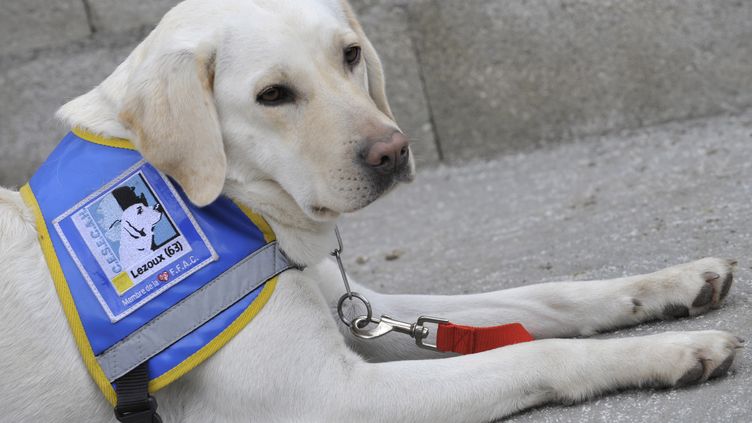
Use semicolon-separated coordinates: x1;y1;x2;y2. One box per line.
0;0;742;421
111;186;165;269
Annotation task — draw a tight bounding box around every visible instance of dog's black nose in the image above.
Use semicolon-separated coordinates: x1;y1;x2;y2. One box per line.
360;132;410;175
154;203;163;213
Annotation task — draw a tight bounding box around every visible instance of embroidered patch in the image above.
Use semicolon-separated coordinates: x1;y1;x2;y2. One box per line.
54;161;217;322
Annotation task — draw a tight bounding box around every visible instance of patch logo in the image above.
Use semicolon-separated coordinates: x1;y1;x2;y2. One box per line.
54;161;217;322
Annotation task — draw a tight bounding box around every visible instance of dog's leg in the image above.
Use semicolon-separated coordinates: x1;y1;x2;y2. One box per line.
311;257;736;360
337;331;741;423
190;272;741;423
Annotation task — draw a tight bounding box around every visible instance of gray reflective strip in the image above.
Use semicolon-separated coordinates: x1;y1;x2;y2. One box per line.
96;241;291;381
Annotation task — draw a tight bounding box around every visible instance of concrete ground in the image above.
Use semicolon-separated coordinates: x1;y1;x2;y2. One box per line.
2;1;750;421
340;110;752;422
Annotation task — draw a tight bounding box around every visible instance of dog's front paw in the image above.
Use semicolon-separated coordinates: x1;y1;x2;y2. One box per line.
655;330;743;387
544;331;742;405
660;258;736;319
632;258;736;320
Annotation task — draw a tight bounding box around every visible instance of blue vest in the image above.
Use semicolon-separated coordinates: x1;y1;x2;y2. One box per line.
21;129;293;405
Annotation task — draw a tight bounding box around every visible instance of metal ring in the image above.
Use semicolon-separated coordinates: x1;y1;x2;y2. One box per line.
337;292;372;327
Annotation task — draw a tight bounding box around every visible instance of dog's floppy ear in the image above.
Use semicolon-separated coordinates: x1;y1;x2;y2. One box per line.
339;1;394;120
120;44;225;207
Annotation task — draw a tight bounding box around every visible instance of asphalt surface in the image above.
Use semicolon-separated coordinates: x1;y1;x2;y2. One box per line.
340;110;752;422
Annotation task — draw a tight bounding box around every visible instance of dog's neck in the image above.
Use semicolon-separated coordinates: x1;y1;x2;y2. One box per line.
223;179;338;266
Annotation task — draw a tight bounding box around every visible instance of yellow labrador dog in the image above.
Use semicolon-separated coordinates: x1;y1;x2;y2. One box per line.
0;0;742;421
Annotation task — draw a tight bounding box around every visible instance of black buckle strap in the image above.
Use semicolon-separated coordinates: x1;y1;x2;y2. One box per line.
114;396;161;423
114;363;162;423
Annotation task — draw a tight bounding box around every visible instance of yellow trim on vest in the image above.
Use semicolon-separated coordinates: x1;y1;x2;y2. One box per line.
148;276;278;392
20;184;119;405
72;128;135;150
234;201;276;243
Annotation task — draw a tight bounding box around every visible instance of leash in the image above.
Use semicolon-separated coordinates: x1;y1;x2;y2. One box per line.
332;227;534;354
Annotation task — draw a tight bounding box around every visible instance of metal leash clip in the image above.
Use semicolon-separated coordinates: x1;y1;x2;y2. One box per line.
331;225;448;351
349;315;448;351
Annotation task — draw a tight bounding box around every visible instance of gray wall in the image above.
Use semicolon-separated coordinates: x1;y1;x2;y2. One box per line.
1;0;751;187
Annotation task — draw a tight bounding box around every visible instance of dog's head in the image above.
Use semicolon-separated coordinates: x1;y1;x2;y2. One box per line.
118;0;413;221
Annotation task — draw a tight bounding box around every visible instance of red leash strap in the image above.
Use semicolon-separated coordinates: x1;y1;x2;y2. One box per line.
436;322;534;355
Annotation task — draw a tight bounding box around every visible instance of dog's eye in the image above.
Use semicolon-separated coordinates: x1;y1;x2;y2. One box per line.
344;45;361;68
256;85;295;106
